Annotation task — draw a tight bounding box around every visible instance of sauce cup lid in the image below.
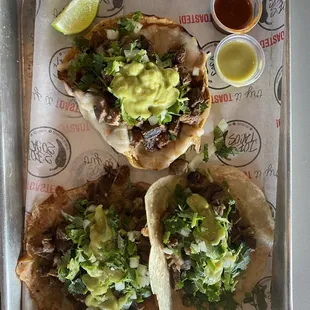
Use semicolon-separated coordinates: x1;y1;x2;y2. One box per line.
210;0;263;34
214;34;265;88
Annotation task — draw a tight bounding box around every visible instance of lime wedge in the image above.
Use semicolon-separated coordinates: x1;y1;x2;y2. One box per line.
51;0;100;35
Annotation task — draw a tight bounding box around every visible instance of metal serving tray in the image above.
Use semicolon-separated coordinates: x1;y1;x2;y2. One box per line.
0;0;292;309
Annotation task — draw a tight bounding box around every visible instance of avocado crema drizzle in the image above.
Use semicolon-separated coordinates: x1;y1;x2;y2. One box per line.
65;12;208;152
162;170;256;310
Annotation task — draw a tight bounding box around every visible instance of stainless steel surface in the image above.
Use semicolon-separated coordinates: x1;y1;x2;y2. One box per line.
291;1;310;309
0;0;24;309
271;1;292;309
1;0;293;309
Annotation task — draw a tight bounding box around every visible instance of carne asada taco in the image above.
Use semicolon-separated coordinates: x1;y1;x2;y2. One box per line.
145;164;274;310
58;12;211;171
16;165;158;310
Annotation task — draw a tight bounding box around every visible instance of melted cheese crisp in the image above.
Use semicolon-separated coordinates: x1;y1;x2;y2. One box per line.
140;25;203;70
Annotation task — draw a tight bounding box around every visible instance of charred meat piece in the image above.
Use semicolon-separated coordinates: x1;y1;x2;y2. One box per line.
187;86;205;108
142;125;164;140
168;117;181;136
174;65;192;84
130;127;143;147
155;132;170;149
55;225;71;254
179;113;200;125
174;48;186;64
93;92;120;126
241;227;257;249
170;266;181;290
139;35;154;54
187;171;209;192
105;108;121;126
169;158;188;175
181;258;191;271
142;125;166;152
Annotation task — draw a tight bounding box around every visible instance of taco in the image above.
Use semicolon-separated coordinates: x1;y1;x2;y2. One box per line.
144;164;274;309
58;12;211;171
16;165;158;310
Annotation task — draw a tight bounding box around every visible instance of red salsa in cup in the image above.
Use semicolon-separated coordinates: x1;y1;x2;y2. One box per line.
214;0;253;30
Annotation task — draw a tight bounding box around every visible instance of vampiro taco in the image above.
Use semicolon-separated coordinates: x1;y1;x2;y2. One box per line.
16;165;158;310
58;12;210;171
144;164;274;310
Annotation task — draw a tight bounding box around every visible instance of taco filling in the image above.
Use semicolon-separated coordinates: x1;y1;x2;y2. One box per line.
17;166;156;310
161;170;257;309
59;13;210;170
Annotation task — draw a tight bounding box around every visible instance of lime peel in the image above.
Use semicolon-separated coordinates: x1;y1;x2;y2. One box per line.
51;0;100;35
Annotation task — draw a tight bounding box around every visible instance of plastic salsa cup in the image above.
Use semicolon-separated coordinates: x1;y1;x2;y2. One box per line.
210;0;263;34
214;34;265;88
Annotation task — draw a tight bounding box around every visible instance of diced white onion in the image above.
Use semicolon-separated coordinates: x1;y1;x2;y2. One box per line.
192;66;200;76
198;241;208;253
188;153;204;172
106;29;119;40
180;228;191;237
115;281;125;291
190;242;200;253
87;204;97;213
137;264;147;276
129;256;140;268
148;115;158;126
141;54;149;63
127;231;141;242
163;247;173;255
133;21;143;33
217;119;228;132
130;291;137;300
83;219;91;230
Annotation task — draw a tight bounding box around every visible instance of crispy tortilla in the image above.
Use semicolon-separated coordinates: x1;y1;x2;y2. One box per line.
144;164;274;310
16;169;158;310
59;13;211;171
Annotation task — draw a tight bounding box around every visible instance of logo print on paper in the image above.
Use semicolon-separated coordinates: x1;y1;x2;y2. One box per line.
259;0;285;31
28;127;71;178
97;0;123;18
72;150;118;187
49;47;73;97
217;120;262;167
274;66;282;105
202;41;231;91
243;276;271;309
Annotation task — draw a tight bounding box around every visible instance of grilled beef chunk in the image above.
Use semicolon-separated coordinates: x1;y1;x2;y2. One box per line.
170;267;181;290
187;171;209;192
155;132;170;149
168;117;181;136
174;65;192;84
94;92;120;126
179;113;200;125
169;158;188;175
187;83;205;108
130;127;143;147
174;48;186;64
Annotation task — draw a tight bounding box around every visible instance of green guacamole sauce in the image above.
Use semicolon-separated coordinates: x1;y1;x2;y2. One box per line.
110;61;180;119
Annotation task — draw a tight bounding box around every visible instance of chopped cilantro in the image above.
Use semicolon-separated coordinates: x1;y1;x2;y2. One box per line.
118;11;143;35
213;124;238;160
163;183;252;309
73;37;90;52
